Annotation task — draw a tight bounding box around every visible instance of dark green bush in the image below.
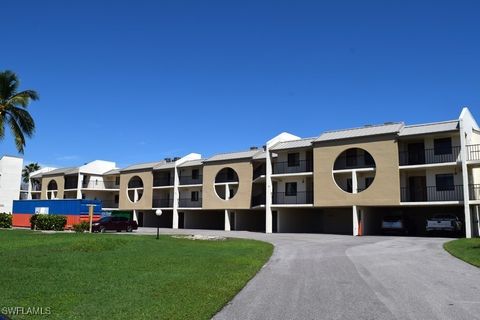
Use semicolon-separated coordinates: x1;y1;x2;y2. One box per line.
0;213;12;228
72;221;90;233
30;214;67;231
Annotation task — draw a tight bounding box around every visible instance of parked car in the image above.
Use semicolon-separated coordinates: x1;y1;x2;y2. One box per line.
381;215;409;235
92;216;138;233
426;214;462;234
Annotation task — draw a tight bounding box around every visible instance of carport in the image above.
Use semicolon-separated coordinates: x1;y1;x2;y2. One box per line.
233;210;265;232
275;208;353;234
137;210;173;228
182;210;225;230
359;205;465;237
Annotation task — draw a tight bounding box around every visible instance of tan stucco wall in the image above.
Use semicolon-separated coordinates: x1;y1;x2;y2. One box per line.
202;160;253;209
313;136;401;206
41;175;65;199
119;170;153;210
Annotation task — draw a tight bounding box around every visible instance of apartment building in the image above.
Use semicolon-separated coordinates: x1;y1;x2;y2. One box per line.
0;155;23;213
23;107;480;237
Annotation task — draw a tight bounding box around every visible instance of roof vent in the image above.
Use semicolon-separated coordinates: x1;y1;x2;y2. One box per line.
250;146;258;150
363;124;373;127
173;157;181;161
164;158;172;162
384;122;395;125
262;145;266;151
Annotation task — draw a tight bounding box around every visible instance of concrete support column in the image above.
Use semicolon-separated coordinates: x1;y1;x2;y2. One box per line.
352;171;358;194
76;173;83;199
353;205;359;236
132;209;138;223
224;209;231;231
474;205;480;237
459;117;472;238
172;166;180;229
265;145;273;234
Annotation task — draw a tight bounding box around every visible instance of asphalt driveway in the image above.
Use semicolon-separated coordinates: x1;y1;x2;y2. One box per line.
140;228;480;320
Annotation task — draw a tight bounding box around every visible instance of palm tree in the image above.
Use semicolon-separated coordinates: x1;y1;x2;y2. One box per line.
22;162;41;184
0;70;39;153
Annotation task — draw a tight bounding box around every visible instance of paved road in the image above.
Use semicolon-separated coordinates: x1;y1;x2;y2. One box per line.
139;228;480;320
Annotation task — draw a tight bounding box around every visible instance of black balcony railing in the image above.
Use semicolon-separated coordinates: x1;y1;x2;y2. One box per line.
178;198;202;208
469;184;480;200
152;198;173;208
272;191;313;205
64;181;79;189
251;194;266;207
400;185;464;202
101;201;119;208
179;175;203;185
83;181;119;189
272;160;313;174
399;146;461;166
467;144;480;161
153;178;174;187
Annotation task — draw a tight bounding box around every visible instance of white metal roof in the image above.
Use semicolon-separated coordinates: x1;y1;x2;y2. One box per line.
153;161;176;170
120;161;164;172
177;159;204;167
270;137;316;151
42;167;79;176
103;169;121;175
205;149;263;163
315;122;404;142
398;120;459;136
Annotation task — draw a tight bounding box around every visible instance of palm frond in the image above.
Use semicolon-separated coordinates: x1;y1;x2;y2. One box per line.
6;107;35;137
9;90;39;108
8;113;26;153
0;70;19;102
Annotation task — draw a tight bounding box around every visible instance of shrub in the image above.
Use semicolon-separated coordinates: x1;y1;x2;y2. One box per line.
30;214;67;231
0;213;12;228
73;221;90;233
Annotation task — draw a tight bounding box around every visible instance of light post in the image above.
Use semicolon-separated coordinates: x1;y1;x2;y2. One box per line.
155;209;163;240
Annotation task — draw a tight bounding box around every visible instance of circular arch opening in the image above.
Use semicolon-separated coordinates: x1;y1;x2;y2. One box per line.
47;180;58;190
127;176;144;203
333;148;376;193
214;168;239;200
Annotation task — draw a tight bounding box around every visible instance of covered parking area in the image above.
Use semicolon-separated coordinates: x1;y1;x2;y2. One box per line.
233;209;265;232
359;205;465;237
275;207;353;234
182;210;225;230
136;210;173;228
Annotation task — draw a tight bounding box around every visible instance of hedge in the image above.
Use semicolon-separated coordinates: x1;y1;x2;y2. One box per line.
0;213;12;228
30;214;67;231
72;221;90;233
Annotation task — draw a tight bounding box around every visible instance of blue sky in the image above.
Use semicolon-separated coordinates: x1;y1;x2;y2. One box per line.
2;1;479;168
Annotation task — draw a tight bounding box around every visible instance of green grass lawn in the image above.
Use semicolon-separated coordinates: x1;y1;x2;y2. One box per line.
444;238;480;267
0;230;273;320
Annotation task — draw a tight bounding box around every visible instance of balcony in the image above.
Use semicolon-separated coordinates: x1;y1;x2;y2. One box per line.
467;144;480;161
153;177;174;187
100;201;119;209
64;182;79;190
272;191;313;205
251;194;266;207
179;175;203;185
399;146;461;166
253;165;266;180
272;160;313;175
469;184;480;200
178;198;202;208
83;181;119;190
400;185;464;202
152;198;173;208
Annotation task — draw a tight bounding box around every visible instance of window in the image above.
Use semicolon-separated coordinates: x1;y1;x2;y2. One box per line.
346;149;357;167
287;153;300;167
115;176;120;185
192;169;199;180
364;152;375;166
347;178;353;193
226;168;235;181
436;174;454;191
434;138;452;155
285;182;297;196
365;177;374;189
191;191;199;202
